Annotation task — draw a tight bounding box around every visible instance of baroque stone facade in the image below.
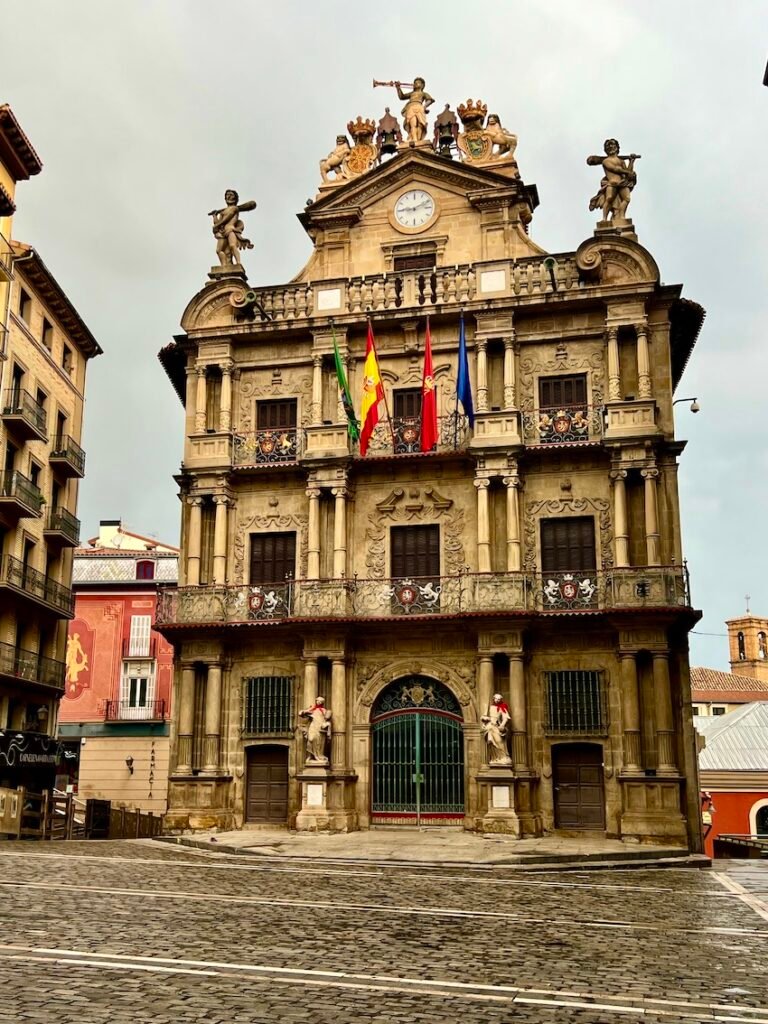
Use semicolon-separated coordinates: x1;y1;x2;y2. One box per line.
157;94;704;848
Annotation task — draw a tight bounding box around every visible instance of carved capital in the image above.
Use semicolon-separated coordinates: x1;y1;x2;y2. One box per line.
212;494;230;506
606;327;618;343
196;365;207;378
332;486;348;499
641;468;659;481
503;334;516;350
220;359;234;376
312;354;323;369
502;475;520;489
610;469;627;483
186;496;203;508
476;338;488;353
306;486;322;500
473;478;491;490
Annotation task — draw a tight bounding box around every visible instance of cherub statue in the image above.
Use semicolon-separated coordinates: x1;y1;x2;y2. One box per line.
209;189;257;267
320;135;352;184
587;139;640;222
485;114;518;160
395;78;434;144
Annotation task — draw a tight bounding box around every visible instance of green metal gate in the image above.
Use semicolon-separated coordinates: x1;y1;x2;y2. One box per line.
371;677;464;824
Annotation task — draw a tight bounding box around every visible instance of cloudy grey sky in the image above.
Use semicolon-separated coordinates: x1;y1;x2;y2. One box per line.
5;1;767;668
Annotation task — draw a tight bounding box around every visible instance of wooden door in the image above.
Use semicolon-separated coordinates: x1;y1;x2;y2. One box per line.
541;517;596;574
245;746;288;823
390;524;440;579
539;374;587;409
249;531;296;585
552;743;605;829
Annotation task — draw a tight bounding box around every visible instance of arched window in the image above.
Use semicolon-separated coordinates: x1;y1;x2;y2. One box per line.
759;632;767;660
756;805;768;836
738;631;746;660
136;559;155;580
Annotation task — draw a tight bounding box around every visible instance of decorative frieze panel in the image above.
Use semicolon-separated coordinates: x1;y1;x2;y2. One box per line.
364;486;466;578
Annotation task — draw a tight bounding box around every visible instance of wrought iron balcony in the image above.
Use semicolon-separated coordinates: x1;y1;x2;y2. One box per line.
1;388;48;441
49;434;86;478
364;413;470;457
233;428;300;467
155;566;690;626
0;555;74;617
44;506;81;547
0;230;12;282
122;635;157;659
523;405;603;446
104;699;167;722
0;639;66;692
0;470;44;518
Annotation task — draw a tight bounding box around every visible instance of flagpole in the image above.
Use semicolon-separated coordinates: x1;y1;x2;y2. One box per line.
367;312;396;450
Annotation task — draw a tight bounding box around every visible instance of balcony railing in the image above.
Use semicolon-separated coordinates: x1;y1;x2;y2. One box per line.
104;699;167;722
122;636;157;659
0;555;74;616
0;471;44;515
523;405;603;446
365;413;470;456
45;506;81;546
233;428;301;467
0;639;66;692
1;388;47;439
49;434;86;477
155;566;690;626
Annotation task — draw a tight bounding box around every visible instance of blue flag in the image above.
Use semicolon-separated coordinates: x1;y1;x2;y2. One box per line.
456;315;475;425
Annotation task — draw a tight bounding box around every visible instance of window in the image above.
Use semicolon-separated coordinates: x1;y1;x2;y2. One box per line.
18;287;32;325
759;632;767;660
712;706;726;716
391;524;440;580
545;671;606;733
242;676;294;734
29;461;41;490
249;531;296;585
62;344;73;375
691;704;702;715
136;560;155;581
256;399;297;430
128;614;152;657
738;631;746;660
540;517;596;574
539;374;588;410
120;659;155;718
206;368;222;432
393;388;421;421
10;364;24;398
36;388;47;433
42;318;54;350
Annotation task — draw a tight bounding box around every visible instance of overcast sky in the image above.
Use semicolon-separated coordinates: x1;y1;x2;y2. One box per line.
5;1;767;669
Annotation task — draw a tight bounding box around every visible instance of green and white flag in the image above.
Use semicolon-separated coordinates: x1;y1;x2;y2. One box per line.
332;324;360;441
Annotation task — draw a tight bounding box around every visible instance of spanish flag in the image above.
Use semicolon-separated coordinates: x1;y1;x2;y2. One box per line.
359;320;384;456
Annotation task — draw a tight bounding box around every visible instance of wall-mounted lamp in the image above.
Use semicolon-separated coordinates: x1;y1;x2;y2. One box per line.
125;756;134;775
673;396;700;413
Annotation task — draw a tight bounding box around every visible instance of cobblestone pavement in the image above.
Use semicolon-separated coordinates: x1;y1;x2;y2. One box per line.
1;841;767;1023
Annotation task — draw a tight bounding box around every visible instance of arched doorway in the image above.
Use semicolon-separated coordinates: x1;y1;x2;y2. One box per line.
552;742;605;830
371;677;464;825
245;745;288;824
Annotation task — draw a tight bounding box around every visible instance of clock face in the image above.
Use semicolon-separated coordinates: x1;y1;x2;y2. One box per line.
394;189;435;228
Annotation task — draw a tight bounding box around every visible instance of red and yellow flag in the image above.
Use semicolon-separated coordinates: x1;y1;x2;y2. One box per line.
420;319;438;452
359;321;384;456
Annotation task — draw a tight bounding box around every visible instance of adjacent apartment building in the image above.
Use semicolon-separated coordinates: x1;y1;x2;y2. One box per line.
57;521;178;812
0;104;101;790
157;98;704;847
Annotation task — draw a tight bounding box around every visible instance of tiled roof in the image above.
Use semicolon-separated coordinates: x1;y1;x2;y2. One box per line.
0;104;43;179
695;703;768;772
691;667;768;696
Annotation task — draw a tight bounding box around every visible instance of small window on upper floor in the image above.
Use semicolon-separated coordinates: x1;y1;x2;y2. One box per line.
42;317;54;350
738;631;746;660
712;706;726;716
18;287;32;325
691;704;702;715
538;373;588;411
29;461;41;489
62;344;74;375
136;559;155;580
759;632;767;660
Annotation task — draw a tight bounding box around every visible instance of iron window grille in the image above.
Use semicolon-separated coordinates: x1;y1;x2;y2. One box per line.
545;670;606;734
242;676;295;735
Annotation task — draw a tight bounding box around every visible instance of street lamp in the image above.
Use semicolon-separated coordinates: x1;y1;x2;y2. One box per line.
673;396;700;413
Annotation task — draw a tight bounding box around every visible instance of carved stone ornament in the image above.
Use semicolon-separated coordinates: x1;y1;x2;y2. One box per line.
524;497;614;571
344;117;378;176
234;512;308;583
355;658;476;722
237;372;313;432
208;189;257;271
364;486;465;578
518;344;605;411
456;101;519;174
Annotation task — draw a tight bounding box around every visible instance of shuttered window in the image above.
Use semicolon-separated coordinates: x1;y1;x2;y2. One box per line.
393;388;421;420
243;676;294;734
545;671;605;733
390;525;440;579
249;532;296;585
541;517;596;574
539;374;587;409
128;615;152;657
257;399;297;429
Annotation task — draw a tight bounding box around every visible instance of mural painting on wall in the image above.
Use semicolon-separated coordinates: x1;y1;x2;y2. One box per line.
64;619;95;699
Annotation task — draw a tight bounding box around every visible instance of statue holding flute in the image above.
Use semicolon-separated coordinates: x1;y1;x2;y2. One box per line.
373;77;434;145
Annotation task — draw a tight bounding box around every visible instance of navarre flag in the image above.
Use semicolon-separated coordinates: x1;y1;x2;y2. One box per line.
420;319;438;453
332;325;359;441
456;313;474;426
359;320;384;456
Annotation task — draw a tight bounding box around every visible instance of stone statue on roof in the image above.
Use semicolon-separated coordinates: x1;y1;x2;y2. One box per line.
587;139;640;224
208;189;256;269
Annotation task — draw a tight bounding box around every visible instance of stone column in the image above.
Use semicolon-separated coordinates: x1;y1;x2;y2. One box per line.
610;469;629;568
303;657;318;709
331;658;346;769
477;656;494;721
642;468;660;566
607;327;621;401
503;472;521;571
619;653;642;773
202;663;222;774
186;497;203;586
176;663;196;774
194;366;207;432
220;361;233;431
503;335;516;409
332;486;347;578
185;365;197;436
476;338;488;413
311;354;323;425
636;325;652;399
212;495;229;584
509;654;528;770
306;486;321;580
475;478;491;573
653;652;677;773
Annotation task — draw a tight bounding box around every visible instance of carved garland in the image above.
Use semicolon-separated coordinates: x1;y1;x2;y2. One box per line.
364;486;466;578
234;512;309;583
237;373;313;432
518;345;605;410
523;496;613;571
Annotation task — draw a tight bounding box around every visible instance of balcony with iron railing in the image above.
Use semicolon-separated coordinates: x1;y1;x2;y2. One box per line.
0;229;13;282
365;413;470;457
523;405;603;446
1;388;47;441
49;434;86;478
0;470;44;520
155;566;690;627
0;639;66;692
44;506;81;548
233;427;301;468
103;699;167;722
0;555;74;617
121;636;157;659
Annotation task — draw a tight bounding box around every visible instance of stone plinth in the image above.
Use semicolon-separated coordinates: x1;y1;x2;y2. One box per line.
295;766;358;832
619;775;687;843
477;767;521;836
208;265;248;282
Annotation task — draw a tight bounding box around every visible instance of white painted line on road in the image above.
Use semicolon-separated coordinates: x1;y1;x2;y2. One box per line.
713;871;768;925
2;878;765;937
2;943;768;1021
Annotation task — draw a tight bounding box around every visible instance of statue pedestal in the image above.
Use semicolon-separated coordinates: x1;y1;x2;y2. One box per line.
594;218;637;242
295;765;358;833
476;767;520;837
397;138;434;153
208;265;248;282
